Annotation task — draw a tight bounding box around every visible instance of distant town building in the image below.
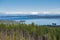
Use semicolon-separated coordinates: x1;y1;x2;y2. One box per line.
52;23;56;26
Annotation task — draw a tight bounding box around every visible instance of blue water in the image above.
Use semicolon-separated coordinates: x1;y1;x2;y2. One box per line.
25;19;60;25
0;16;60;25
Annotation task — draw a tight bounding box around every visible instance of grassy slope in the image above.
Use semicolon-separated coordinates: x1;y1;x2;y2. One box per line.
0;23;60;40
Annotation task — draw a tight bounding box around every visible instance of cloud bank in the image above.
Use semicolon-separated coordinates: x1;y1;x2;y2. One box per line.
0;8;60;14
0;11;60;15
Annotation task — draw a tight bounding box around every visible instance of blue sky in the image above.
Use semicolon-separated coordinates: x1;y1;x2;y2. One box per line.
0;0;60;14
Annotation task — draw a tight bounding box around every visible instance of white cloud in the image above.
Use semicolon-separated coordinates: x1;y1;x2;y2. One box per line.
0;11;60;14
0;8;60;14
6;12;23;14
41;11;51;14
2;11;39;14
30;12;39;14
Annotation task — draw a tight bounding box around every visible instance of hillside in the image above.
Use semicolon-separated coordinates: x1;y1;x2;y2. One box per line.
0;22;60;40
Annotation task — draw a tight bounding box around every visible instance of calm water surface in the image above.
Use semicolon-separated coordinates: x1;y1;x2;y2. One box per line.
25;19;60;25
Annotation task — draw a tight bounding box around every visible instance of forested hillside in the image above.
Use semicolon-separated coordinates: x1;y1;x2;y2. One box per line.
0;23;60;40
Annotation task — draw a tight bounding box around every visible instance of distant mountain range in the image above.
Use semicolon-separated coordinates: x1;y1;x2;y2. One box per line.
0;14;60;20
